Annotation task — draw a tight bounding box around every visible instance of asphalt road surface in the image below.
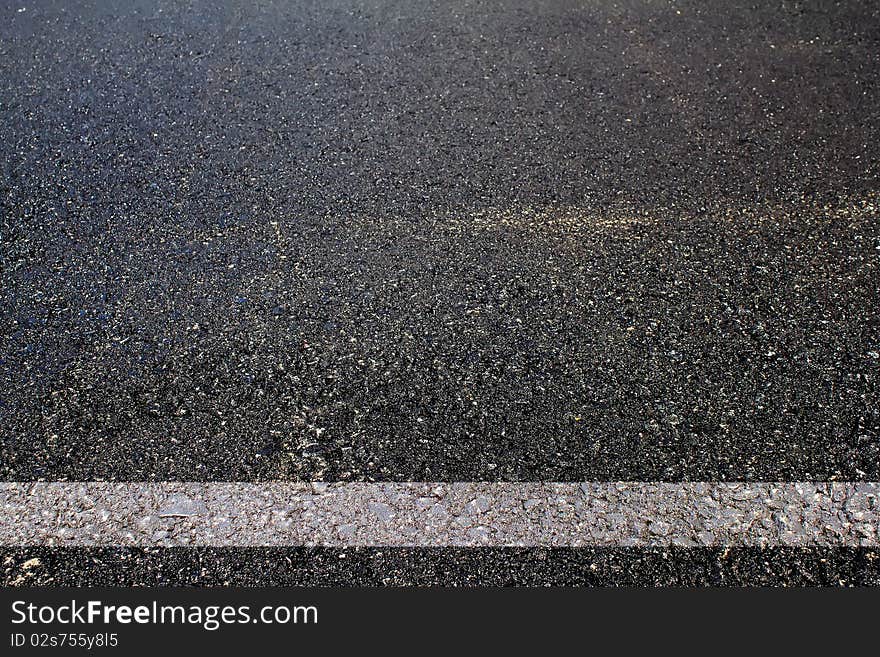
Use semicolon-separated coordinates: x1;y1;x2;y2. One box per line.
2;0;878;482
1;1;879;585
5;546;879;586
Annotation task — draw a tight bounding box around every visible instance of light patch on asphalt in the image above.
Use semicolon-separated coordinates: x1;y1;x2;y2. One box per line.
401;192;880;235
1;483;877;547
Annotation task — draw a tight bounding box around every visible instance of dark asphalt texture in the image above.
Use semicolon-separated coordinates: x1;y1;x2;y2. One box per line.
4;547;879;586
2;0;879;480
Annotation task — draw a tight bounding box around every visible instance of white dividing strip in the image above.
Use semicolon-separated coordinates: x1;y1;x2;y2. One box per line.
1;483;877;547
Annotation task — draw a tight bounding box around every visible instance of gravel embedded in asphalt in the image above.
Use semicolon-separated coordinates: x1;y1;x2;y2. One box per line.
4;546;879;587
2;0;879;482
2;482;877;547
3;200;877;481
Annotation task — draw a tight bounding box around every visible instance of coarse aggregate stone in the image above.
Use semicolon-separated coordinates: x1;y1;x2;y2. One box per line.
2;1;879;482
3;546;879;587
2;482;877;547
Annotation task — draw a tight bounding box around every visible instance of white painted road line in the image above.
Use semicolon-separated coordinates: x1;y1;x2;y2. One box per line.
1;482;877;547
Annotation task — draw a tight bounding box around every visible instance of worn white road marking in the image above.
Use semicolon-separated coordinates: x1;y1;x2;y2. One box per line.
1;483;877;547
